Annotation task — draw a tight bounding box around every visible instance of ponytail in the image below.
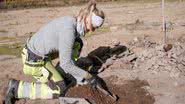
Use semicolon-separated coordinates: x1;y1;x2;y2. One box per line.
77;0;104;23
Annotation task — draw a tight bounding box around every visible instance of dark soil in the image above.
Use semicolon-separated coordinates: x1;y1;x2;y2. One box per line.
107;79;155;104
66;85;115;104
66;77;155;104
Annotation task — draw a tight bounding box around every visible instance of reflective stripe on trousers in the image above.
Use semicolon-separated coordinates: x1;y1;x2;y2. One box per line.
18;81;60;99
22;47;64;83
18;48;64;99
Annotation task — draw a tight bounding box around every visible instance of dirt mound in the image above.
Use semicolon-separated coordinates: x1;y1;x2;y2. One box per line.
128;36;158;49
66;78;155;104
109;36;185;78
66;85;115;104
132;42;185;77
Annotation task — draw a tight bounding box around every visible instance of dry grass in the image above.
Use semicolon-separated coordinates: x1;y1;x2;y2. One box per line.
0;0;181;9
0;29;8;33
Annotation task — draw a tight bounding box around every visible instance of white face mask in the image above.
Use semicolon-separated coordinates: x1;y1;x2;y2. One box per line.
76;13;104;37
76;20;85;37
91;12;104;28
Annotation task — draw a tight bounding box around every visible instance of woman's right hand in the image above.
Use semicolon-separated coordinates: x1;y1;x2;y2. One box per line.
74;73;95;86
74;76;88;86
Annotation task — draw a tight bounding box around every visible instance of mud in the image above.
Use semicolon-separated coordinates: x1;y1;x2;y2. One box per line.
66;78;155;104
66;85;114;104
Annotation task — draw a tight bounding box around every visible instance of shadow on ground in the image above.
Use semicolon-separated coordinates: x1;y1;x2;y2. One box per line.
76;45;128;74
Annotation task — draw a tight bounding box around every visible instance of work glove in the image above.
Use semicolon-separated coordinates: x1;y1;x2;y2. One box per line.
74;76;88;86
75;77;98;87
74;73;96;86
86;76;99;87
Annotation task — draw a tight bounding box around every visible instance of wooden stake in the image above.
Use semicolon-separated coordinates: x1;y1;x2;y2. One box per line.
162;0;167;44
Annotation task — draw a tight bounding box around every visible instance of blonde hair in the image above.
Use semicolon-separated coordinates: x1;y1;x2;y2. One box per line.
77;0;105;23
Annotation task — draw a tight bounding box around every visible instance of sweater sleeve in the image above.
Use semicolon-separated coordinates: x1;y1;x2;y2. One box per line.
59;27;88;79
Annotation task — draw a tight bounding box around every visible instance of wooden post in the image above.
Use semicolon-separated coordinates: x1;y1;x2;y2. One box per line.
162;0;167;44
5;0;7;6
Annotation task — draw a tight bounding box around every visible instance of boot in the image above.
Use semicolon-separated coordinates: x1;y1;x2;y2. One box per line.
4;79;19;104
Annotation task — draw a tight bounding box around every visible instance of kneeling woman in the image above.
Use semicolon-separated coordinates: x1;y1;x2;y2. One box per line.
4;0;105;104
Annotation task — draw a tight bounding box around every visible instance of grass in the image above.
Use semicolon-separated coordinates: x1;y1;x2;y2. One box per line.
97;26;110;33
0;0;182;9
117;0;183;3
0;29;8;33
0;35;28;57
151;22;161;27
0;42;23;57
0;36;17;41
85;26;110;38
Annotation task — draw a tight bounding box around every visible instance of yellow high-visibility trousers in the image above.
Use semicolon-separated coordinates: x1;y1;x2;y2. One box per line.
17;48;65;99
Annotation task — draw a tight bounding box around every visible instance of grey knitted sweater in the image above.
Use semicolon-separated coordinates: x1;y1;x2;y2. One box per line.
27;16;88;79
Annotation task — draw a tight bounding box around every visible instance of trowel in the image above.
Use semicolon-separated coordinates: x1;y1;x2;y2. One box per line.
90;77;118;102
95;84;118;102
